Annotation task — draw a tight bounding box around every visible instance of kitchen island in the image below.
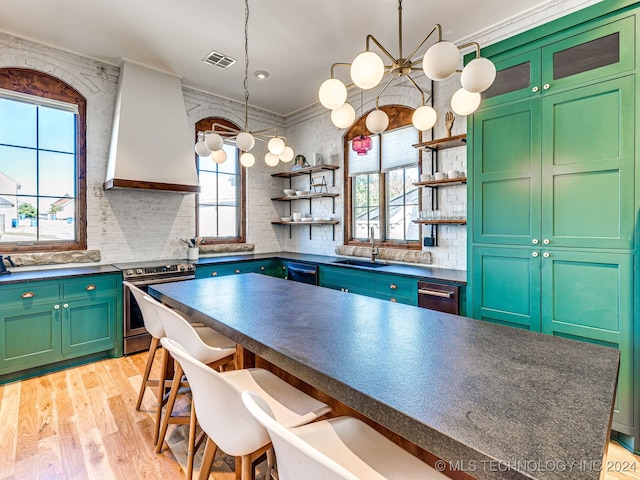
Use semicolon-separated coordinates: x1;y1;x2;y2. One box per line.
150;273;619;480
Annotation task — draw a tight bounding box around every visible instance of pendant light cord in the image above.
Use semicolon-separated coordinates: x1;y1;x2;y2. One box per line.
243;0;250;131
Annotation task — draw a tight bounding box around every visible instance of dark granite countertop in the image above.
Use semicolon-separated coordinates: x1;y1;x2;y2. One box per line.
0;264;120;285
195;251;467;285
150;274;618;480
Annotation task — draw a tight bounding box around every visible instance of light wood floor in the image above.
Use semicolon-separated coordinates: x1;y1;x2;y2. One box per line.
0;352;639;480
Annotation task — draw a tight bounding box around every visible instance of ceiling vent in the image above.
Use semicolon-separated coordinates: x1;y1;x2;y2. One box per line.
203;50;237;69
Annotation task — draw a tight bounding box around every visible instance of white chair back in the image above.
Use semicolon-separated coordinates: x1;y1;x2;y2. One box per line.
142;295;228;363
160;337;270;457
123;281;164;339
241;391;358;480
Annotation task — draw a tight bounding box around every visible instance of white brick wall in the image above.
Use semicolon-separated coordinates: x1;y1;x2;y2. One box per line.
0;0;600;267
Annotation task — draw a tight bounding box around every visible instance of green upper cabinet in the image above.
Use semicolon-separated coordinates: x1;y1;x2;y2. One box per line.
474;76;634;249
480;14;635;109
540;76;635;249
473;101;541;245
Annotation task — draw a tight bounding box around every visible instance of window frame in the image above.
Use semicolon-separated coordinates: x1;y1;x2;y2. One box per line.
344;104;422;250
0;68;87;253
194;117;246;245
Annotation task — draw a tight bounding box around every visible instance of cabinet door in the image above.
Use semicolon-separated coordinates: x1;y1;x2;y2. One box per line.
540;250;633;427
481;49;542;108
62;296;117;356
541;15;634;93
373;273;417;305
472;101;541;245
318;266;374;296
471;246;541;331
540;76;635;249
0;304;61;374
196;263;241;278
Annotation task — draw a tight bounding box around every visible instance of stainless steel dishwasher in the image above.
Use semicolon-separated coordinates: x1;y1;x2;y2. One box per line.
417;281;459;314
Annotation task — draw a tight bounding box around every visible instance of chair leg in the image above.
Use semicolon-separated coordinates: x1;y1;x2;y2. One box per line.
240;455;253;480
136;336;160;411
186;400;197;480
155;363;184;452
153;347;169;445
198;437;218;480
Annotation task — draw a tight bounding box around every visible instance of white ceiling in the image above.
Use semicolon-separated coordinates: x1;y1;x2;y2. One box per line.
0;0;593;116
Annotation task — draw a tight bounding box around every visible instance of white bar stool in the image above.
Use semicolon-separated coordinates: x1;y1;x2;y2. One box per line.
242;390;450;480
142;296;236;479
161;336;331;480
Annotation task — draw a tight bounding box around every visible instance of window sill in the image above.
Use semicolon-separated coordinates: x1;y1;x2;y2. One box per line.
4;250;101;267
336;245;431;265
199;243;255;256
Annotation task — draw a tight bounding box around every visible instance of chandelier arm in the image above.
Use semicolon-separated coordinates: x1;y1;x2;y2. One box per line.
330;62;353;79
404;24;442;65
398;0;403;59
457;41;482;58
366;35;396;64
375;75;396;101
211;123;242;133
405;74;425;106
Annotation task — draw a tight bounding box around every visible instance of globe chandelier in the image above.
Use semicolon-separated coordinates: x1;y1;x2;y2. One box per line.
194;0;294;168
318;0;497;134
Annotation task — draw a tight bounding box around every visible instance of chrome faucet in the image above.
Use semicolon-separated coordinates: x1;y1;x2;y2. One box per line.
370;226;379;262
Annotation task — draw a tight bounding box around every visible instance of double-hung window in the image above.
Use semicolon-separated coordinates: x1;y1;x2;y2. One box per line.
345;106;420;247
195;117;246;243
0;68;86;252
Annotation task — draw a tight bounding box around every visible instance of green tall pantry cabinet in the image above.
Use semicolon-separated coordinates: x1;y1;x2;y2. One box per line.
468;1;640;450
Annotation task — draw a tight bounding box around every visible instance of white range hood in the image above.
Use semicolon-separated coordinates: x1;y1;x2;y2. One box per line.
104;59;200;193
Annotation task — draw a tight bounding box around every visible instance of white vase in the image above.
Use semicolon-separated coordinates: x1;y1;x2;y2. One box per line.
187;247;199;261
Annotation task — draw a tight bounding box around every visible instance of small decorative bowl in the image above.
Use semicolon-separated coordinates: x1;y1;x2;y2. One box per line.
284;189;295;196
301;216;313;222
280;216;292;222
296;190;309;196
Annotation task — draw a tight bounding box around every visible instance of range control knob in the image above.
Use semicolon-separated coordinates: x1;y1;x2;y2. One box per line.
136;269;143;275
126;270;134;276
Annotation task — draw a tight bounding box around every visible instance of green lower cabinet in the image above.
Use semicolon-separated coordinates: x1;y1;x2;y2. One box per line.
0;273;121;378
372;273;417;305
472;246;634;430
62;295;117;357
196;259;279;279
318;265;373;296
0;304;61;374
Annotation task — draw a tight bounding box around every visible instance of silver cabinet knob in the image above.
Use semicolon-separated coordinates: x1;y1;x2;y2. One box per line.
543;252;550;258
532;252;539;257
543;83;550;90
260;266;266;271
63;304;69;308
211;272;218;276
532;86;539;92
54;304;60;310
532;239;539;244
235;269;241;274
543;239;550;245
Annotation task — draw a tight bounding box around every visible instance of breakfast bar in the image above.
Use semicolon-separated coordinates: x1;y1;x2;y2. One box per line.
150;273;620;480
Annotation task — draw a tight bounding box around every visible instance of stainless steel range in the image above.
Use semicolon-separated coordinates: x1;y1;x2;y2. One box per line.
114;260;195;354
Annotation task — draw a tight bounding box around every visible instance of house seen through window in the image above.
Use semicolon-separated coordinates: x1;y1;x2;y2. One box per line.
0;69;86;252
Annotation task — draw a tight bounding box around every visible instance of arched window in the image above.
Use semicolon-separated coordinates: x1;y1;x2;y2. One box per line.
344;105;421;249
194;117;246;243
0;68;87;252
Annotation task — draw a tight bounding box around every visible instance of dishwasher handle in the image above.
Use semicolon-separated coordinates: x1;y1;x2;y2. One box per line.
418;288;454;298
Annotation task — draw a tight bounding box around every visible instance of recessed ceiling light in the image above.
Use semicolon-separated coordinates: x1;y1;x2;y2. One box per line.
254;70;269;79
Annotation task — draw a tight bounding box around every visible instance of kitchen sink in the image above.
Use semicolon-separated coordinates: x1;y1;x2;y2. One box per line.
334;259;389;268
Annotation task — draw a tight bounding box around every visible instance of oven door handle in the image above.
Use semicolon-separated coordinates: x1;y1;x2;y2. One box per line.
125;275;196;286
418;288;453;298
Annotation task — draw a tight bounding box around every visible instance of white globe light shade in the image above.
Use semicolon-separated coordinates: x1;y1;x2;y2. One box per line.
331;103;356;129
461;57;497;93
211;149;227;164
236;131;255;151
318;78;348;110
265;152;280;167
451;88;482;116
240;152;256;168
366;109;389;134
195;140;212;157
423;41;460;81
204;133;224;151
279;146;295;162
412;105;438;131
350;51;385;89
268;137;286;155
